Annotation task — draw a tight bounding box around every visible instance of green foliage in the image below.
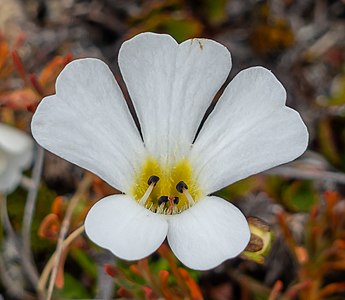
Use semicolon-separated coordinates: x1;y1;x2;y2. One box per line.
159;18;202;42
70;248;97;279
281;180;318;213
54;273;91;299
200;0;227;25
216;176;262;200
325;72;345;106
6;187;27;231
267;176;317;212
31;183;57;251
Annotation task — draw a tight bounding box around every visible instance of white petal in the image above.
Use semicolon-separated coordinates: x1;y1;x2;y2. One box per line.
119;32;231;164
191;67;308;194
0;124;33;194
31;58;146;193
0;123;33;169
0;150;27;194
167;196;250;270
0;157;21;194
85;195;168;260
0;150;6;174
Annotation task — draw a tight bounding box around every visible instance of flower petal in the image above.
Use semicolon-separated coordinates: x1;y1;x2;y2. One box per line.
31;58;145;193
191;67;309;194
0;150;6;174
85;195;168;260
0;123;33;169
167;196;249;270
0;157;21;194
119;32;231;163
0;124;33;193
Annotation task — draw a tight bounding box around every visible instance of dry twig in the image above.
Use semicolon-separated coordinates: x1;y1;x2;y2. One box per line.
21;145;45;290
38;224;86;294
44;173;92;300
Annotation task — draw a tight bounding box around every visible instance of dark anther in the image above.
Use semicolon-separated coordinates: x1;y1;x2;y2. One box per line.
148;175;160;186
173;197;179;204
158;196;169;206
176;181;188;193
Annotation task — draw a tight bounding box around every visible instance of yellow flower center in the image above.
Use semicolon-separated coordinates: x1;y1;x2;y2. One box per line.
131;156;202;214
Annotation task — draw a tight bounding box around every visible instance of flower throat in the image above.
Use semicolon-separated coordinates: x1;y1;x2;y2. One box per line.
131;157;202;215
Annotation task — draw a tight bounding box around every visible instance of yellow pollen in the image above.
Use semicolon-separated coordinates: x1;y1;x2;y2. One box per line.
131;157;202;214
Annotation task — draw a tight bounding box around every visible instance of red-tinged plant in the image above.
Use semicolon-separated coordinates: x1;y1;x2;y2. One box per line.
105;244;204;300
37;193;91;290
272;191;345;300
0;33;72;111
38;195;90;242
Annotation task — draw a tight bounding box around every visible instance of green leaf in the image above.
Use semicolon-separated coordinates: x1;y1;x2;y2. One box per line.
282;181;317;212
215;175;262;200
54;272;91;299
162;18;202;42
70;248;97;278
201;0;227;24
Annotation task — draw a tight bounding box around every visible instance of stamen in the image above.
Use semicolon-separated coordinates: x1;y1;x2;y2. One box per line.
158;196;169;206
183;190;195;207
176;181;188;193
156;203;165;214
176;181;195;207
172;205;178;214
173;197;179;204
147;175;160;186
139;175;160;206
157;196;178;215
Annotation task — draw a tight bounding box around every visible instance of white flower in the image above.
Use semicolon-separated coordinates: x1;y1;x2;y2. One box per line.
31;32;308;270
0;123;34;194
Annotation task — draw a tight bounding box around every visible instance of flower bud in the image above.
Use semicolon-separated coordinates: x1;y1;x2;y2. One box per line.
241;217;273;263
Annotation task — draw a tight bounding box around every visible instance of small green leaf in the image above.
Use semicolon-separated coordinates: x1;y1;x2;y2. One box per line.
70;248;97;278
282;181;317;212
54;272;91;299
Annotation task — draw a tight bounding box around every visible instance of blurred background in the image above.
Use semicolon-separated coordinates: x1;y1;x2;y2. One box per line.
1;0;345;299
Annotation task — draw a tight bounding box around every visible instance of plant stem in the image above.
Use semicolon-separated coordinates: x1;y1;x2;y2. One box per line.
45;173;92;300
21;145;44;289
38;225;86;295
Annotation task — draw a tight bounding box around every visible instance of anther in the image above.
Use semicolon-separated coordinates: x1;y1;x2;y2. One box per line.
176;181;188;193
139;175;160;206
176;181;194;207
158;196;169;206
173;197;179;204
148;175;160;186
